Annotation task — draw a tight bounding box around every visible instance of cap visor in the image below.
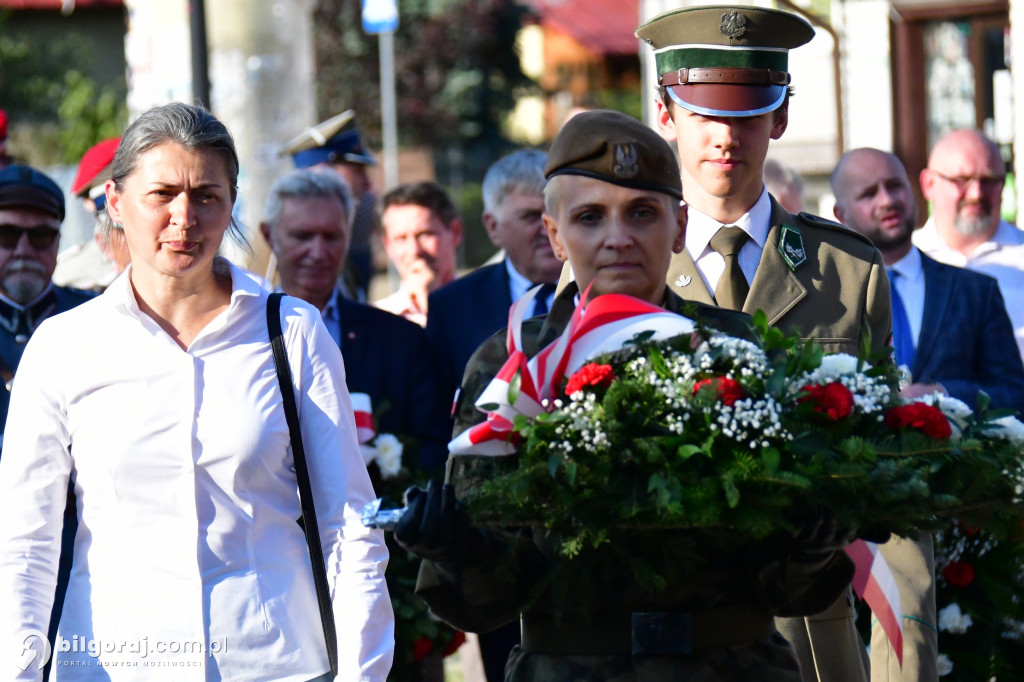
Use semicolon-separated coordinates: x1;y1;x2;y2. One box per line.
667;83;786;117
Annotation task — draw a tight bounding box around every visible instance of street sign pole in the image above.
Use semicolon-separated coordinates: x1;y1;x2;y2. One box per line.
363;0;400;189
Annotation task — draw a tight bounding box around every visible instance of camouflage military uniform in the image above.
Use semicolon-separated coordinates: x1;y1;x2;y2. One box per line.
415;286;856;681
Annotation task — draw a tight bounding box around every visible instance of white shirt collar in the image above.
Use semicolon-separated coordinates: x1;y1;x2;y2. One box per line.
888;245;923;283
685;187;773;257
505;257;531;302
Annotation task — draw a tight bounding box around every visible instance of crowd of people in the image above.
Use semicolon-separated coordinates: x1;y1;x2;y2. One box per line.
1;3;1024;682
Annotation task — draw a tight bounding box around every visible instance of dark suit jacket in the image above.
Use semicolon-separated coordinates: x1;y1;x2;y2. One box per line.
426;261;513;405
337;294;451;472
911;252;1024;413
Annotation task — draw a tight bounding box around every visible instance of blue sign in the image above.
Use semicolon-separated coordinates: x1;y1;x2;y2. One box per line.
362;0;399;34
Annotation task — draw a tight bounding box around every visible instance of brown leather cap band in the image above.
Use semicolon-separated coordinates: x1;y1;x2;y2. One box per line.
659;67;790;87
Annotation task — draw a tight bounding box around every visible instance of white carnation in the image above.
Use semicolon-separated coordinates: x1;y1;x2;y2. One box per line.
374;433;404;479
818;354;861;376
936;653;954;676
938;602;973;634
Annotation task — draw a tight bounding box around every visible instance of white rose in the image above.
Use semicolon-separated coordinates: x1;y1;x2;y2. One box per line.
374;433;404;479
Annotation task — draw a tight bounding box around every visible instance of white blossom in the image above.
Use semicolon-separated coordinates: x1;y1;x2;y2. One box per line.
374;433;404;479
818;353;860;376
983;415;1024;445
936;653;954;676
938;602;973;634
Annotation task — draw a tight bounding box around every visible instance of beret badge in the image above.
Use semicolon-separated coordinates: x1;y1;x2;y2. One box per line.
613;144;639;180
719;11;748;39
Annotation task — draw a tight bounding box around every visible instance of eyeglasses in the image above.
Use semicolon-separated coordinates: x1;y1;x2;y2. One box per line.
0;225;61;250
929;170;1006;193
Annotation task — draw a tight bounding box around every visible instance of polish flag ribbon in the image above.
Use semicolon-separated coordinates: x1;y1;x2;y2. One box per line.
845;539;903;666
350;392;376;445
449;286;695;456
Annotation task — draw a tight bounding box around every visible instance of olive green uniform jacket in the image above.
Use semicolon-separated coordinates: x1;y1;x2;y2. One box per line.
666;200;933;682
415;286;858;681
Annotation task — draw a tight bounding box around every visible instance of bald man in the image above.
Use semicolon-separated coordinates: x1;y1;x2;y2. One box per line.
913;129;1024;361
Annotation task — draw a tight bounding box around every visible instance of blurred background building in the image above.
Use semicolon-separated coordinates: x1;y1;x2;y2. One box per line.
0;0;1018;275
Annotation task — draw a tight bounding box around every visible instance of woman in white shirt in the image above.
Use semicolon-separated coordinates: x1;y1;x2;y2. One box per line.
0;103;394;681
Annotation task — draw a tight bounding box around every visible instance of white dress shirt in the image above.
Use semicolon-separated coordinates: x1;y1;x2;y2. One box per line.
887;247;926;348
0;260;393;681
685;188;773;293
914;217;1024;361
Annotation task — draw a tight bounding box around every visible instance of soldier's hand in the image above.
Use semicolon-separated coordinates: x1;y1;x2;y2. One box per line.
394;480;480;564
791;510;857;561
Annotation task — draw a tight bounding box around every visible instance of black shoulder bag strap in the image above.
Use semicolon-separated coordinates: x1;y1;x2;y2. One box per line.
266;292;338;678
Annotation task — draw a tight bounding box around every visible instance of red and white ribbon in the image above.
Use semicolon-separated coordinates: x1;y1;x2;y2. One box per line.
350;392;376;445
449;287;694;457
846;539;903;666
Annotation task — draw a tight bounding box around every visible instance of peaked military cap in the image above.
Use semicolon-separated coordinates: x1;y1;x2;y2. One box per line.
544;110;682;200
0;164;65;221
282;110;376;169
636;5;814;117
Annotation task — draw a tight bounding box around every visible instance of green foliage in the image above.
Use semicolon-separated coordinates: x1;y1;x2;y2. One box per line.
0;12;127;165
466;323;1024;595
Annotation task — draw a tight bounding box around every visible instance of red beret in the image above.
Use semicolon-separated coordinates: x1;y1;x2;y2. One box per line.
71;138;121;197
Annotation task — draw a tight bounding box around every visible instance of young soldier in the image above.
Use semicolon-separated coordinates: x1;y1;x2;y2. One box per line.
636;6;893;682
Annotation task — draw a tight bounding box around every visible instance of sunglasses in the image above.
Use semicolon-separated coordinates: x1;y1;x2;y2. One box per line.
0;225;61;250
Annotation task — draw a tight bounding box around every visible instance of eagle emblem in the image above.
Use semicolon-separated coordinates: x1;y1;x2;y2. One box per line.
720;11;748;39
612;144;639;179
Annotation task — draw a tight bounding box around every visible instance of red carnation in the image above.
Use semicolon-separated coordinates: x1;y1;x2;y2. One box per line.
943;560;975;587
442;631;467;657
799;382;854;421
412;636;434;661
885;402;952;439
693;376;747;407
565;363;615;396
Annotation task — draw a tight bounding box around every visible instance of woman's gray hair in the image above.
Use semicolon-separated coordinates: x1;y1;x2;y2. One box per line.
482;149;547;213
263;168;355;231
100;102;247;248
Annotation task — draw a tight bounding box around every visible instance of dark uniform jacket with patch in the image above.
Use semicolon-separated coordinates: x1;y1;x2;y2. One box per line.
415;285;857;681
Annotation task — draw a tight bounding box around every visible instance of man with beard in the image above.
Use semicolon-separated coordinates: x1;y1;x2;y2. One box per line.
913;129;1024;361
375;182;462;327
832;147;1024;681
0;165;94;441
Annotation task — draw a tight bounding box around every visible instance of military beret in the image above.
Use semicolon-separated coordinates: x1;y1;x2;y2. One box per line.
71;138;120;211
636;5;814;117
0;164;65;221
282;110;376;169
544;110;682;200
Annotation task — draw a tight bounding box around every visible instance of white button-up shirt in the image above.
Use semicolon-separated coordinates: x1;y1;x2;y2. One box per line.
0;261;393;681
686;188;773;293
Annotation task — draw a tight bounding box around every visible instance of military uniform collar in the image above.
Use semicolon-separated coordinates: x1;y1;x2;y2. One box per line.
0;284;58;343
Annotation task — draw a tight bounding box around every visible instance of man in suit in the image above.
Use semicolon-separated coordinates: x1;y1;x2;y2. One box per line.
427;149;560;412
636;6;892;681
913;129;1024;362
832;147;1024;681
259;168;449;473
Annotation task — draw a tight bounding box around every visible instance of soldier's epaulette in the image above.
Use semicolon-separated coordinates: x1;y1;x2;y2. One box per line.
796;211;878;249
